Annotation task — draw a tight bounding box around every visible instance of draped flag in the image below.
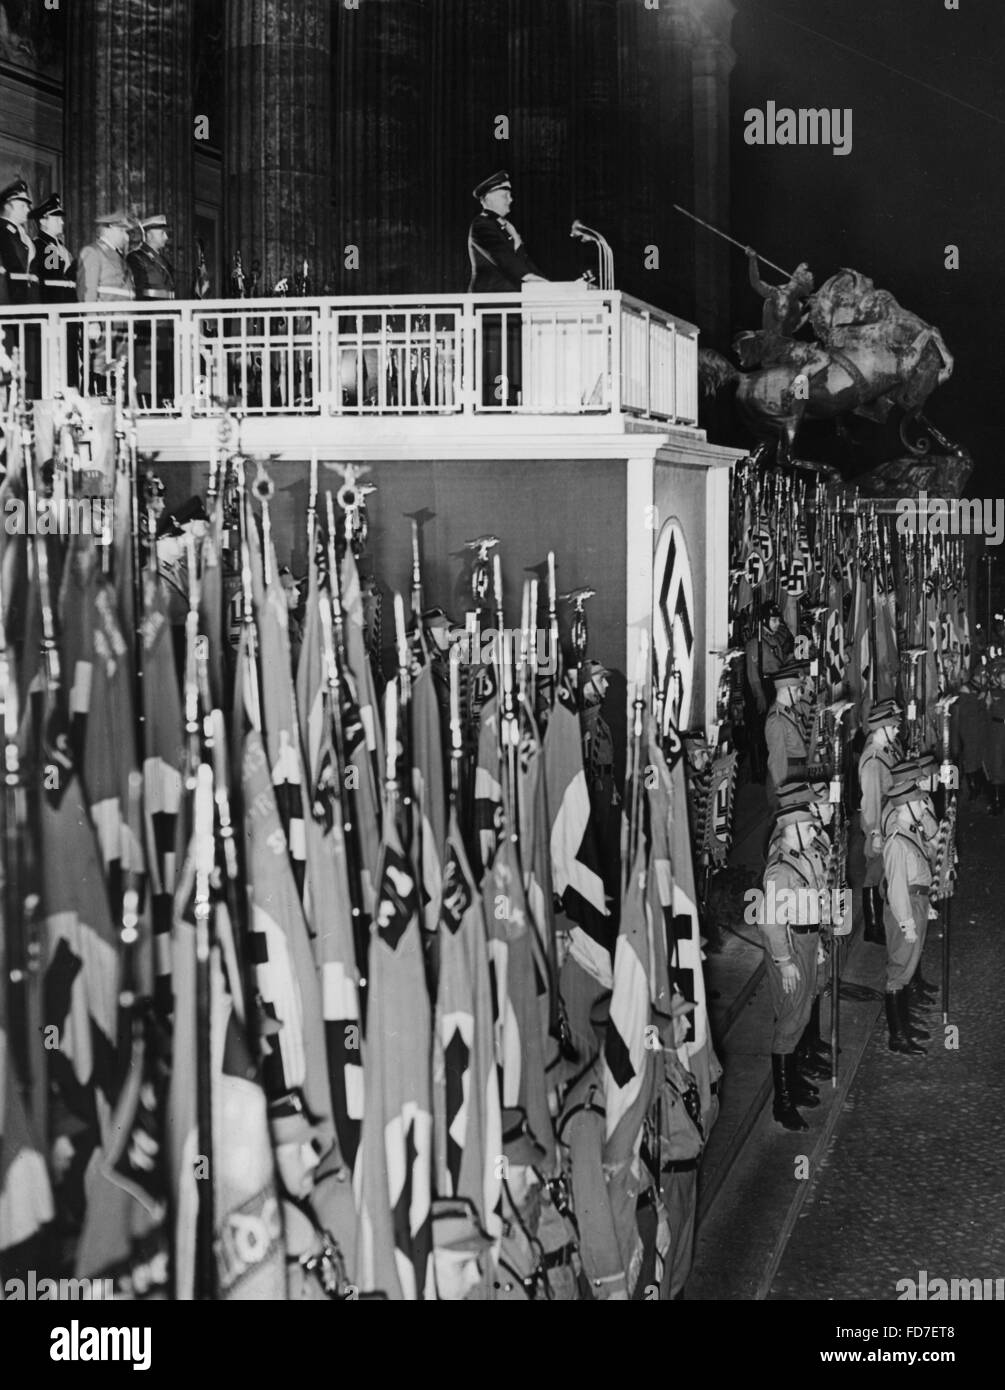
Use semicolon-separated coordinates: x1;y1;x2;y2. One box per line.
41;766;122;1149
248;503;308;899
543;682;612;987
411;662;446;932
434;808;503;1237
241;725;336;1156
295;545;363;1170
355;816;433;1300
58;533;146;926
647;722;718;1119
340;548;383;900
142;569;185;1014
0;1020;54;1253
473;695;503;873
602;840;654;1288
848;572;872;726
483;825;553;1170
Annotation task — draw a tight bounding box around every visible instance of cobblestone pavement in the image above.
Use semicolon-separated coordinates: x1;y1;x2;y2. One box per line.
768;794;1005;1300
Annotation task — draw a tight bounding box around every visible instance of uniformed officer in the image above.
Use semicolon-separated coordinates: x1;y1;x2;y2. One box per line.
744;601;795;782
883;754;941;1015
0;177;40;304
857;700;903;944
759;797;827;1130
764;659;810;810
31;192;77;302
428;1197;494;1301
881;780;933;1057
649;991;703;1301
128;213;175;300
77;210;135;304
467;170;548;407
127;213;175;406
983;657;1005;815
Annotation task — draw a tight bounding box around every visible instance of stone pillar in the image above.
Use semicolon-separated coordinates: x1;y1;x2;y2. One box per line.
225;0;331;294
334;0;430;294
568;0;620;252
65;0;193;292
691;0;737;347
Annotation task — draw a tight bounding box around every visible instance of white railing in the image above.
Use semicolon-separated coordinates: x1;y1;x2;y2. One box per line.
0;290;699;427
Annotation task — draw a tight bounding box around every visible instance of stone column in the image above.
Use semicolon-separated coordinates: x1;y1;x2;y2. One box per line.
691;0;737;346
568;0;620;252
334;0;430;294
65;0;194;292
224;0;332;293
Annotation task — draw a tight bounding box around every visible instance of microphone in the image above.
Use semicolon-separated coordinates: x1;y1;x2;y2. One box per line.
570;219;614;290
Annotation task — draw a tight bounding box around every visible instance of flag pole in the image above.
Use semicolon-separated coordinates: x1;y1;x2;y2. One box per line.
192;761;216;1300
672;203;796;280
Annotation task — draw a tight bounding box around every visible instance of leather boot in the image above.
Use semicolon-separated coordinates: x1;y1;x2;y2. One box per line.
771;1053;809;1130
886;990;925;1055
863;888;885;944
902;987;931;1042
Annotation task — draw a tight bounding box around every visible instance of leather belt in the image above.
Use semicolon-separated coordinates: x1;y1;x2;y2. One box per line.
141;289;174;299
908;884;931;896
46;278;76;289
10;271;39;283
788;922;819;935
98;286;133;299
662;1157;699;1174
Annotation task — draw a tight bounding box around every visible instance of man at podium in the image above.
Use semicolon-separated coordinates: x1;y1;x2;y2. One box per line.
468;169;549;406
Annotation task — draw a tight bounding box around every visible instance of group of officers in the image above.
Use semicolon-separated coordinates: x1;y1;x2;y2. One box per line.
748;603;961;1132
0;177;174;306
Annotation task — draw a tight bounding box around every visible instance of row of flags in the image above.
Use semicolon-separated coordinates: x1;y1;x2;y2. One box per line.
0;407;720;1299
730;460;971;738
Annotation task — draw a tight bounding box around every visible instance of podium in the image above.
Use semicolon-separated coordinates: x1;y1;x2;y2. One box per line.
520;281;608;411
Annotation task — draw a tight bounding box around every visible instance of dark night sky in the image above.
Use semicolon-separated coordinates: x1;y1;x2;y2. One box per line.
727;0;1003;487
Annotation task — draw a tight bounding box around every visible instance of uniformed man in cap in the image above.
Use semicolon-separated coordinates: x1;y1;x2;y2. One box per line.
77;210;135;304
31;192;77;302
882;754;941;1016
881;779;934;1057
279;566;305;672
743;600;794;782
0;177;40;304
428;1197;495;1301
468;170;548;406
857;700;903;944
649;990;704;1300
127;213;175;407
764;660;811;811
0;177;44;394
758;795;827;1130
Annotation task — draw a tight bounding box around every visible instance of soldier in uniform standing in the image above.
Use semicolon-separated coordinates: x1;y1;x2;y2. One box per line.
0;178;41;393
77;210;136;390
881;778;934;1057
763;660;810;811
31;192;77;301
883;755;941;1016
128;213;175;407
758;795;827;1130
857;701;903;944
744;600;795;781
467;170;548;406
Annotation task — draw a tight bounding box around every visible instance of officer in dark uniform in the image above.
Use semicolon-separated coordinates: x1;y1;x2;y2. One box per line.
467;170;548;407
744;600;795;780
0;178;42;394
580;658;621;907
31;192;77;302
128;213;175;407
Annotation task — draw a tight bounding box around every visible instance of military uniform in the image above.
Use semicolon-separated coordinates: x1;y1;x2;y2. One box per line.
0;179;40;304
581;695;620;906
765;702;808;807
31;192;77;303
760;841;825;1055
650;1032;705;1300
127;242;175;302
556;1061;629;1299
882;816;932;994
859;736;900;886
77;230;135;303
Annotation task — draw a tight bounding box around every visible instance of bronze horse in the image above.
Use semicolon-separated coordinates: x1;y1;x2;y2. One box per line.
701;269;955;463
